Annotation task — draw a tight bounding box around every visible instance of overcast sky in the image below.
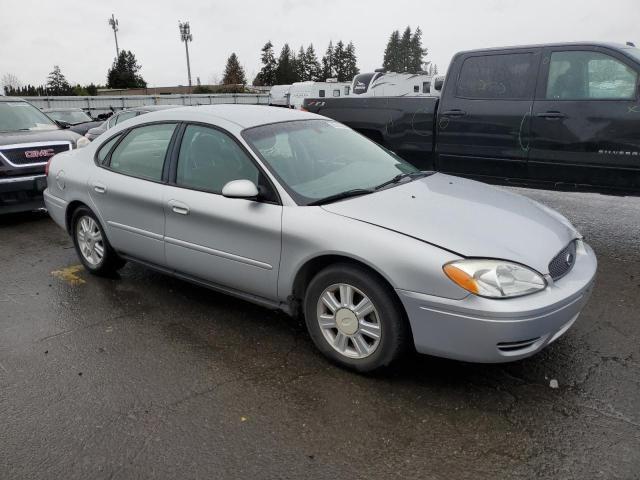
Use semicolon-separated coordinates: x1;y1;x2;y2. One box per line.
1;0;638;88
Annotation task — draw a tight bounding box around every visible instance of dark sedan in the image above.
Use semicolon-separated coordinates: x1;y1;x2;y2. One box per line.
41;108;103;136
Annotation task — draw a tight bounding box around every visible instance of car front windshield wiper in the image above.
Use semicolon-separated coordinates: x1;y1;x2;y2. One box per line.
307;188;374;206
374;171;433;191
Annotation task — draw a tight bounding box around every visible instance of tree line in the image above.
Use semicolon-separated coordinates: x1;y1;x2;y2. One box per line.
2;26;431;96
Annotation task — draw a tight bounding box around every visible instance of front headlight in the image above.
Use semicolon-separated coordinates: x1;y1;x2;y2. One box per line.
443;259;546;299
76;136;91;148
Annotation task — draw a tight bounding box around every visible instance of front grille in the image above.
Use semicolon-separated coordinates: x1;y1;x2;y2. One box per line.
548;240;577;281
0;143;71;167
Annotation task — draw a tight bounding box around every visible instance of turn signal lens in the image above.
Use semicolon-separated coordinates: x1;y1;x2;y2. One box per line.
443;259;546;299
443;264;479;294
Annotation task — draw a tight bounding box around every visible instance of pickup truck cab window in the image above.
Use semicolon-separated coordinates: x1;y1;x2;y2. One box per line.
176;124;259;193
546;50;638;100
457;53;535;100
108;123;176;181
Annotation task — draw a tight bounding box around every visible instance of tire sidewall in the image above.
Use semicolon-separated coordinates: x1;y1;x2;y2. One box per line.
71;207;112;274
304;264;407;372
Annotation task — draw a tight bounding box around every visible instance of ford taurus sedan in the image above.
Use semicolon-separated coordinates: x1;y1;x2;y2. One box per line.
44;105;597;372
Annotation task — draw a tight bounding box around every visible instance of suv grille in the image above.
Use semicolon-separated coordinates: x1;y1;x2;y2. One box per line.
548;240;577;281
0;142;71;167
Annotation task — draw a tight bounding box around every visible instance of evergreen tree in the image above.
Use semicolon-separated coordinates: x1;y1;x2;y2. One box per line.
275;44;297;84
382;30;401;72
409;26;427;72
222;53;247;85
399;26;412;72
254;41;277;86
333;41;346;81
46;65;72;95
305;44;322;81
107;50;147;89
321;41;336;80
86;83;98;96
296;46;307;81
344;41;360;81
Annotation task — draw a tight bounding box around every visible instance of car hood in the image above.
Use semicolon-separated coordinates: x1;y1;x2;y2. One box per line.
321;173;579;274
0;128;81;146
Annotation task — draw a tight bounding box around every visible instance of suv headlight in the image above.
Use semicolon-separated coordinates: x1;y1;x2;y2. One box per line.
443;259;546;299
76;136;90;148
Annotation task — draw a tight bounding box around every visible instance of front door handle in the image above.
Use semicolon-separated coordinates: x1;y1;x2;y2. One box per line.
168;200;190;215
93;183;107;194
536;111;566;119
441;109;467;117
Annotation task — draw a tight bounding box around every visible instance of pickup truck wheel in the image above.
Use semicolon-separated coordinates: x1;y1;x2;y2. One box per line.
71;207;125;276
304;264;409;372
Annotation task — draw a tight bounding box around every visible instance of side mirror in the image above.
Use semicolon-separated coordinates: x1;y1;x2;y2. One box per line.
222;179;259;199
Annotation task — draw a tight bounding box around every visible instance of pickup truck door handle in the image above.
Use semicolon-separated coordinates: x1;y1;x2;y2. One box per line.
441;109;467;117
93;183;107;194
168;200;190;215
536;111;566;119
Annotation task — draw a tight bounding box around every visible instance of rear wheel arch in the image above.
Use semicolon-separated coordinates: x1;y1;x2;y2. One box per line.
65;200;89;233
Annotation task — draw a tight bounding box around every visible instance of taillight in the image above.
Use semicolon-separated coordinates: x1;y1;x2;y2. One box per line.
45;157;53;176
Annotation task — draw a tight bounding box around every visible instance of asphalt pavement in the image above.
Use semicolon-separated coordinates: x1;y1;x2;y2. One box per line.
1;187;639;480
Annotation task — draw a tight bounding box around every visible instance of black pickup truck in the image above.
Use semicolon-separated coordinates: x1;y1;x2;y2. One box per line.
1;97;84;214
304;42;640;194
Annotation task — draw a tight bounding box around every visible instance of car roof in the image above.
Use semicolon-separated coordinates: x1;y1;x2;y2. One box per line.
128;105;181;112
134;104;322;129
458;41;633;56
41;107;85;112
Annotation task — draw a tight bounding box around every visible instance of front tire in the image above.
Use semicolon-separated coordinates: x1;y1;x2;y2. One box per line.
71;206;125;276
304;264;410;372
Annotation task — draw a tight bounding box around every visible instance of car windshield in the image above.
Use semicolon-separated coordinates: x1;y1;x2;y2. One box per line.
46;110;92;124
243;119;419;205
0;101;58;132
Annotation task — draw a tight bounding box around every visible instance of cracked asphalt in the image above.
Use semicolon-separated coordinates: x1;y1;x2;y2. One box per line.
1;187;639;480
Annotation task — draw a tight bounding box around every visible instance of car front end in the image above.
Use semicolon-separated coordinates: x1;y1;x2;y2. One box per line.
397;238;597;362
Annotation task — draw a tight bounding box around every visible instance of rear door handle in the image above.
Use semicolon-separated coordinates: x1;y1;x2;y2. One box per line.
93;183;107;194
441;109;467;117
168;200;190;215
536;111;566;119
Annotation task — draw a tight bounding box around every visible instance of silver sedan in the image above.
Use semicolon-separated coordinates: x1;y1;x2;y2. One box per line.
44;105;597;372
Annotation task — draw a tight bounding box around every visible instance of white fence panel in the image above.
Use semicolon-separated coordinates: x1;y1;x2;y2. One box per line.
21;94;269;115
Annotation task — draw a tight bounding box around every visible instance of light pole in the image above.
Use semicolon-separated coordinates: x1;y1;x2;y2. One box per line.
108;14;120;59
179;21;193;91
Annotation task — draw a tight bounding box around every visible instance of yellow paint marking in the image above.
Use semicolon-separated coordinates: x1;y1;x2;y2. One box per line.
51;265;86;286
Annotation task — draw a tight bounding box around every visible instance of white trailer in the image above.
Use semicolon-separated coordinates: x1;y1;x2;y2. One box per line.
268;84;292;107
288;80;352;109
351;71;443;97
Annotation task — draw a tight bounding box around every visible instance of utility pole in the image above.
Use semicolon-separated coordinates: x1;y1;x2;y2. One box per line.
179;21;193;91
108;14;120;59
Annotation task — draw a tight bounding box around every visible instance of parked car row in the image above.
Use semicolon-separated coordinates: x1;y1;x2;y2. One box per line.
43;105;597;372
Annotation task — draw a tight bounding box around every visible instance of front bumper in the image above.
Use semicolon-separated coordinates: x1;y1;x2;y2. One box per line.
398;240;597;363
0;175;47;214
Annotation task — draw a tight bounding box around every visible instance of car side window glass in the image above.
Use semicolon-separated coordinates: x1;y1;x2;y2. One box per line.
108;123;176;181
115;111;137;125
546;51;638;100
97;134;121;164
457;53;534;99
176;125;259;194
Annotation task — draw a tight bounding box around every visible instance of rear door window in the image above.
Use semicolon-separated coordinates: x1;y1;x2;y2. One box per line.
457;53;535;99
546;50;638;100
108;123;176;181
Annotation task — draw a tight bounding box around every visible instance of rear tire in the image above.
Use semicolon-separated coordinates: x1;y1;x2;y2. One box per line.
71;206;125;276
303;263;410;372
